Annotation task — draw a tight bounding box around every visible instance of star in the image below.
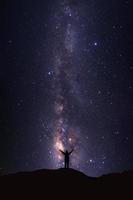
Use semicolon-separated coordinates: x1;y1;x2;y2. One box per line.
48;71;54;76
48;71;52;75
94;42;98;46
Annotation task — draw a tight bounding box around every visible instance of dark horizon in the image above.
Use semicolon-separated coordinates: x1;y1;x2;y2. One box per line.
0;0;133;177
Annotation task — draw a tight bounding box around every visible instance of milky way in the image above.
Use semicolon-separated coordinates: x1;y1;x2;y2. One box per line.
49;0;84;168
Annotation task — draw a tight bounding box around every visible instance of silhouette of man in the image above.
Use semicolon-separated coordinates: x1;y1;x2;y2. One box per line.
59;149;73;168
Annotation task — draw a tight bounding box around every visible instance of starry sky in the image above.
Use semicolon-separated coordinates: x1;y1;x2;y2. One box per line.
0;0;133;177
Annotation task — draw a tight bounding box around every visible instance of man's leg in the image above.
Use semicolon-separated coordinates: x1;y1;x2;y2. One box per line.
68;160;69;168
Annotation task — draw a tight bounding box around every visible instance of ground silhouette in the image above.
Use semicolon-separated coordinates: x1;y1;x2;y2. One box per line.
0;168;132;199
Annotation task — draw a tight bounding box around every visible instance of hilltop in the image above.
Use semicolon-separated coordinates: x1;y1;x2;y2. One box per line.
0;168;132;199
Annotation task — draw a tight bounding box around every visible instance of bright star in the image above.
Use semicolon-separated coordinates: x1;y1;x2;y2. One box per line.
48;71;51;75
94;42;98;46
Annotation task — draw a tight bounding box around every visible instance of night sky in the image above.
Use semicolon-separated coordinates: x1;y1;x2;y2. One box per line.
1;0;133;177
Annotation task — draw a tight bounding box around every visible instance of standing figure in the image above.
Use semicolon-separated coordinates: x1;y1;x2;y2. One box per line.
59;149;73;168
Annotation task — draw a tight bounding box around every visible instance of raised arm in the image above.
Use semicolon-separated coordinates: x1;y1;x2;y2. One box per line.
59;149;65;155
69;149;73;155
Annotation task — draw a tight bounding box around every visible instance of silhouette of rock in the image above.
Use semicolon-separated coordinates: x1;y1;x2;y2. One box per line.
0;168;132;199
